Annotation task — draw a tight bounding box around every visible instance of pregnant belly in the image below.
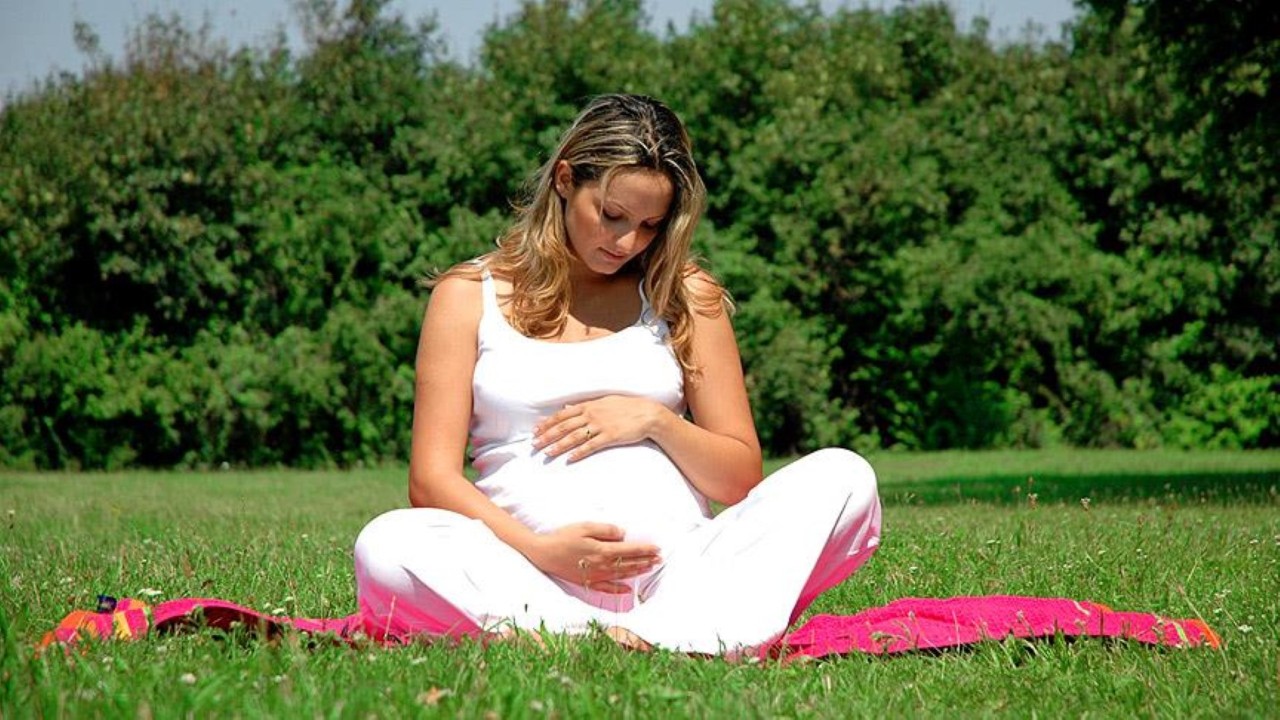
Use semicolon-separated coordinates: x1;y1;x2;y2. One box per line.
475;440;711;550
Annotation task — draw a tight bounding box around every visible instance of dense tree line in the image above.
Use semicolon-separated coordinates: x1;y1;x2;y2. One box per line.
0;0;1275;469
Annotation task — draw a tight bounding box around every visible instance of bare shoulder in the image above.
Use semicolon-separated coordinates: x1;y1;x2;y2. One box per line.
416;267;484;372
430;259;484;286
681;264;730;319
425;265;484;322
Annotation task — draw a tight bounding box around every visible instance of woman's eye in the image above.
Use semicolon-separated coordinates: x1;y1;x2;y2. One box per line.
603;211;622;222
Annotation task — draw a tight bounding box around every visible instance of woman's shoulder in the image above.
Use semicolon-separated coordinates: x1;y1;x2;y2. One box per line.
430;257;508;294
681;263;719;291
425;261;487;315
431;257;487;284
680;263;731;318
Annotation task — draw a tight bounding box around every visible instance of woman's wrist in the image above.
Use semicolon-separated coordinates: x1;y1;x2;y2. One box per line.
645;400;681;446
516;531;546;568
480;513;547;569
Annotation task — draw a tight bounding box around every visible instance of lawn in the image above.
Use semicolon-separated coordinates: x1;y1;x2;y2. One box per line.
2;450;1277;718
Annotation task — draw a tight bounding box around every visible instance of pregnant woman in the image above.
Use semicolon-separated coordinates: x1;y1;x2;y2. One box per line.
353;94;882;654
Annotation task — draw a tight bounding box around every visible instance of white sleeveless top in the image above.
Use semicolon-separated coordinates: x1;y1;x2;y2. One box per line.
470;270;712;549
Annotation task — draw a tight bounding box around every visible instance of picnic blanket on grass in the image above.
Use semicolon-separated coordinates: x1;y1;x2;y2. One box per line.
40;594;1219;660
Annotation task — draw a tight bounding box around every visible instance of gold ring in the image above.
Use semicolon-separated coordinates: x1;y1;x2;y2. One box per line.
578;558;589;571
584;426;593;440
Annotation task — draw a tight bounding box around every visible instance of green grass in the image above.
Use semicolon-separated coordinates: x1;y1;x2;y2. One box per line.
2;450;1278;718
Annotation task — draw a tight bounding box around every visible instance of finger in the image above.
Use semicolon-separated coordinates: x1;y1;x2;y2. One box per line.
560;424;593;448
603;539;661;555
535;416;591;451
605;558;660;579
580;523;625;541
588;554;657;573
566;430;602;462
534;404;582;435
545;417;585;442
585;580;632;595
532;410;564;436
532;420;568;449
580;559;656;588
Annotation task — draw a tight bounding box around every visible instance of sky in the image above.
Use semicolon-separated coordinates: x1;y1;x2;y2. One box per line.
0;0;1078;97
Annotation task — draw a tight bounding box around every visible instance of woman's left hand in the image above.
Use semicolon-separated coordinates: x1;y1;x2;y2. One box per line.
532;396;668;462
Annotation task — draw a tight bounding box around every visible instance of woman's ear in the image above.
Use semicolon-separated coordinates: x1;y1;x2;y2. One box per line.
553;160;573;199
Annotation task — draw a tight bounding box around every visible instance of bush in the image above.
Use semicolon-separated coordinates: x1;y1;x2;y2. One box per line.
0;0;1274;467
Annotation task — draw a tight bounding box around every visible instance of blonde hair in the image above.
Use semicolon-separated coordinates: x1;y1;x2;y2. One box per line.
438;93;724;377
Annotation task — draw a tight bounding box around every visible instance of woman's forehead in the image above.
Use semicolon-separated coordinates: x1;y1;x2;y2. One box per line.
598;168;674;215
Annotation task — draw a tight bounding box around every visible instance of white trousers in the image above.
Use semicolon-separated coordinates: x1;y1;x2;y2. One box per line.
353;448;882;654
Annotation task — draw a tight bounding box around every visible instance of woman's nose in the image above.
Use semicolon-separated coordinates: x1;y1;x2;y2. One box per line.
611;226;643;252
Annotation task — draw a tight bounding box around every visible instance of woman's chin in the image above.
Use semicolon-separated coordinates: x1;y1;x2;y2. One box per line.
566;245;642;278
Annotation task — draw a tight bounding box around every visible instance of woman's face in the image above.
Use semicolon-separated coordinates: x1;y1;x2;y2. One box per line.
555;161;674;277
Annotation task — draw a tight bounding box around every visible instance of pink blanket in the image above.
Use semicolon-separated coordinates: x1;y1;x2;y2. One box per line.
41;594;1219;659
782;595;1218;658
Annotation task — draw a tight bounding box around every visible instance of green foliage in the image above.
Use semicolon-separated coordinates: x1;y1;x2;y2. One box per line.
1163;365;1280;449
0;0;1274;468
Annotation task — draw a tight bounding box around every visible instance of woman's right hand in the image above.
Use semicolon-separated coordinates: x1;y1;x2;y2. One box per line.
525;523;661;594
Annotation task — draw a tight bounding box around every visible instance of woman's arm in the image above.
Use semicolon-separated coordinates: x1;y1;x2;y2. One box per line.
647;272;763;504
408;273;659;591
407;274;532;535
534;272;764;505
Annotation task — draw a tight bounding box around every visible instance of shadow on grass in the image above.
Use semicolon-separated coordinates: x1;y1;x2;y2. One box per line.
882;470;1280;506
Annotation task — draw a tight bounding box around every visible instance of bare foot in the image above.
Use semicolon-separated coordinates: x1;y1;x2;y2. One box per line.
604;626;652;652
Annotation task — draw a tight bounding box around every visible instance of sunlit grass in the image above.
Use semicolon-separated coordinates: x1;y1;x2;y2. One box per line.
2;451;1277;717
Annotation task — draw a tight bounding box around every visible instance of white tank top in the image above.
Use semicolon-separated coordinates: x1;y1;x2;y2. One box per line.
470;269;712;548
